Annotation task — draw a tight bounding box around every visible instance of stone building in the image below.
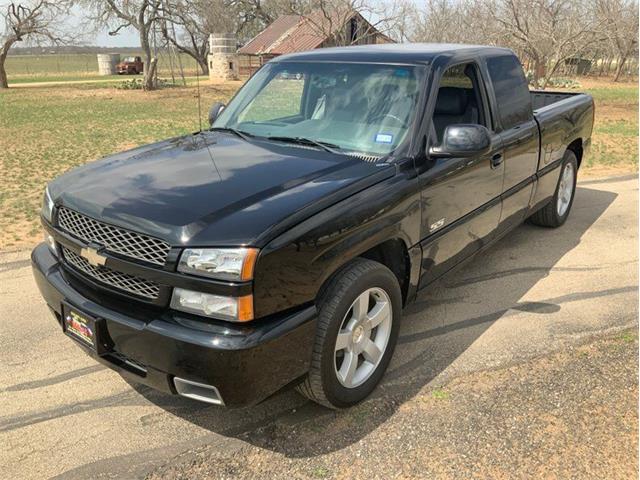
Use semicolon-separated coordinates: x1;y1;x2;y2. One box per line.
208;34;240;81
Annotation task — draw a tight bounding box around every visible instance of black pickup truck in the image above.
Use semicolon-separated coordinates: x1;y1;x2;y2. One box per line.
33;44;594;408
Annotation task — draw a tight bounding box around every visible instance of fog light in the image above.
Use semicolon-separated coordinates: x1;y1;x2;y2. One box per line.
170;288;253;322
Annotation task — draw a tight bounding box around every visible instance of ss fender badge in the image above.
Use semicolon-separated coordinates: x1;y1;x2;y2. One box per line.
430;218;445;232
80;247;107;267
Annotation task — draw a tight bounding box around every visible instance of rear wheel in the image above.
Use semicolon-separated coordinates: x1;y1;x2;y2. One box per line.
529;150;578;228
296;259;402;409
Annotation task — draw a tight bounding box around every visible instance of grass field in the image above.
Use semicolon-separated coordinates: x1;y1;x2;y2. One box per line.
5;53;201;85
0;75;637;250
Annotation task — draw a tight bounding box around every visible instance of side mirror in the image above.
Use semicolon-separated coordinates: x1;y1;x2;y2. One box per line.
208;102;226;126
429;124;491;158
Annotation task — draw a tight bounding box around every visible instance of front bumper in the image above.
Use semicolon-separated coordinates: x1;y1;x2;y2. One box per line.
31;243;317;407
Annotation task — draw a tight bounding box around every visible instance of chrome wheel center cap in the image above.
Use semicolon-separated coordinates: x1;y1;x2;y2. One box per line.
352;325;365;344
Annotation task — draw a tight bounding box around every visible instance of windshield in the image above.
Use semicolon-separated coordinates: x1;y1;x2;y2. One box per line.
213;62;425;156
123;57;136;62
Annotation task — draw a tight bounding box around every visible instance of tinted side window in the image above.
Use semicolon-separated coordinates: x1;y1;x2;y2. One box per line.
486;55;532;130
431;63;488;142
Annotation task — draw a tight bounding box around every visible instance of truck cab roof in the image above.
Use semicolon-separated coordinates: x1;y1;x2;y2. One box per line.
273;43;515;65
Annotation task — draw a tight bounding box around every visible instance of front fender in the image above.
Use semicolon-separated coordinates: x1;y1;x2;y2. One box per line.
253;171;422;318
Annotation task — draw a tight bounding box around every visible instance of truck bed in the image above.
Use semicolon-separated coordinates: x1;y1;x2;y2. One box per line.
530;90;584;112
531;90;594;172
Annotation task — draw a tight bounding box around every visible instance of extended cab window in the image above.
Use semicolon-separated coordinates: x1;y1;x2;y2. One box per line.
486;55;533;130
431;63;488;143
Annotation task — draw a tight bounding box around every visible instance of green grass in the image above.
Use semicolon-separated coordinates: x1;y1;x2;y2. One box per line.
8;73;121;84
618;331;637;343
311;466;330;478
432;388;450;400
595;120;638;137
6;53;200;75
8;73;205;86
0;82;236;248
585;86;638;104
578;82;639;171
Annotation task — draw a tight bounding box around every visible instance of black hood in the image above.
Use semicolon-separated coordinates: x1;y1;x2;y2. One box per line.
49;132;393;246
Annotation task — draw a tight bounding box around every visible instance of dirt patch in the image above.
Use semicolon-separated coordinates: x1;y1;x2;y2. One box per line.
146;330;638;480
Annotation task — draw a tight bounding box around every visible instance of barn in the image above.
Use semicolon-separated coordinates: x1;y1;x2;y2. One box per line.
236;9;394;76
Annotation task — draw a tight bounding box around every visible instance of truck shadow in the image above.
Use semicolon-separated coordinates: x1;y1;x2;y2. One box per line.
133;184;617;458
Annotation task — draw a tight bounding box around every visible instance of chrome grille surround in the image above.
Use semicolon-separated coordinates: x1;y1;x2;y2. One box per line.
57;207;170;266
62;246;160;300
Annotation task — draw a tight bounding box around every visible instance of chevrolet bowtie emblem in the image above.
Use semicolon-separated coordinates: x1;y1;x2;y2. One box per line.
80;247;107;267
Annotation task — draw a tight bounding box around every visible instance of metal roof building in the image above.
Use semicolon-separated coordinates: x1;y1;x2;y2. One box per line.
237;10;393;74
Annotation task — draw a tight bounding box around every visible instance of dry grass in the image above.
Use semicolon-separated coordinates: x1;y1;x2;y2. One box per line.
0;82;240;250
565;77;638;177
0;77;636;251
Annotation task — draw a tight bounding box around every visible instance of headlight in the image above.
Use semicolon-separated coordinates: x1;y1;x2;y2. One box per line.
177;248;258;281
170;288;254;322
42;186;54;223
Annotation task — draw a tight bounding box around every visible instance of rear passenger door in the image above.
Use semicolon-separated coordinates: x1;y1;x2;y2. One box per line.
417;62;504;287
484;54;540;235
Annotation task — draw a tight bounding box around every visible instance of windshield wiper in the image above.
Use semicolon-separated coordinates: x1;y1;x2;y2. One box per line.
267;136;342;154
210;127;253;141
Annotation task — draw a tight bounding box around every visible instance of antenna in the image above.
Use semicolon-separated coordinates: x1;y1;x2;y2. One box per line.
195;59;203;132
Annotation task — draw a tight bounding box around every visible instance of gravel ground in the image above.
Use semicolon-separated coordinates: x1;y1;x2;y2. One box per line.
147;329;638;480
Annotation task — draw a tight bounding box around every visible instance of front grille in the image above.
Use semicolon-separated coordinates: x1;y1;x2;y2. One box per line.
57;207;170;266
62;247;160;300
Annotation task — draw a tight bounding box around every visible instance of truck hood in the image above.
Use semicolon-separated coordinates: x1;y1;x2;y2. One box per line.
49;132;393;246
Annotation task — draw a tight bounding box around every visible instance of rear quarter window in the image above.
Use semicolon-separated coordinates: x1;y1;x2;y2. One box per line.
486;55;532;130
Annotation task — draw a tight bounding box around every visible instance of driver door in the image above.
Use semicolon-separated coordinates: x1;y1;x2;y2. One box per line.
417;62;504;288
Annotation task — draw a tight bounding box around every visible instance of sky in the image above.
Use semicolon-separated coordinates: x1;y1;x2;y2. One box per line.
0;2;141;47
93;28;140;48
71;5;141;47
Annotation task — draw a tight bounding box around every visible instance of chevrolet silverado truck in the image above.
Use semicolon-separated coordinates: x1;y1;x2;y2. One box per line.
33;44;594;409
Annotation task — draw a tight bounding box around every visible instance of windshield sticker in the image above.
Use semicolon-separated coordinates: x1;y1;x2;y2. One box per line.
394;69;410;77
375;133;394;144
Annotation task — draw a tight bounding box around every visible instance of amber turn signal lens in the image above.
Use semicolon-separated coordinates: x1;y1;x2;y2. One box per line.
237;294;254;321
241;249;259;281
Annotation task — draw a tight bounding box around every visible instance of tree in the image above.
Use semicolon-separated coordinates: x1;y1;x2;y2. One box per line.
595;0;638;81
0;1;74;89
496;0;605;89
160;0;211;75
410;0;639;84
87;0;163;90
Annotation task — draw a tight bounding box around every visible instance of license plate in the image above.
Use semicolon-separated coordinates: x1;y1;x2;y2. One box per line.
62;303;100;352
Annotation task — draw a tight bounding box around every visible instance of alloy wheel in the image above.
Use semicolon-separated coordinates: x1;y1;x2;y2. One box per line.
334;287;392;388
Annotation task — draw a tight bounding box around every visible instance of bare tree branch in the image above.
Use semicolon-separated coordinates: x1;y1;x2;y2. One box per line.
0;0;76;88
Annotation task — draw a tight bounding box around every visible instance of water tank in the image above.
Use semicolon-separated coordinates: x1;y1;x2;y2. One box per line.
209;34;239;81
97;53;120;75
209;34;237;54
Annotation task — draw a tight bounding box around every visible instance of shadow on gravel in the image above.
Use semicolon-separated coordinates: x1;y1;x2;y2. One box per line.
133;185;618;458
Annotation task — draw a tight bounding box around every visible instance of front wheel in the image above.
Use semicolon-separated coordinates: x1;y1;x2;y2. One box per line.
529;150;578;228
296;259;402;409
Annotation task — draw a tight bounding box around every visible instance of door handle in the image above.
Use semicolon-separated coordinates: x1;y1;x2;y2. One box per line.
491;153;503;169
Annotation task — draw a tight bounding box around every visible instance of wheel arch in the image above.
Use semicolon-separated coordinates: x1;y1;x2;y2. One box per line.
566;138;583;169
317;237;413;307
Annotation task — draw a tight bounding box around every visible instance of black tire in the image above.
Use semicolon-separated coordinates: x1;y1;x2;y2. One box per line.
529;150;578;228
296;258;402;409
